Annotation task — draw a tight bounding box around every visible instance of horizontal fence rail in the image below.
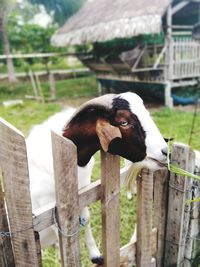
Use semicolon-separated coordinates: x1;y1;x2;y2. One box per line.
0;118;200;266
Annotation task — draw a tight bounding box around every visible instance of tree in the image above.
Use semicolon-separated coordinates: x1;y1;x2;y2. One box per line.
29;0;86;25
0;0;17;82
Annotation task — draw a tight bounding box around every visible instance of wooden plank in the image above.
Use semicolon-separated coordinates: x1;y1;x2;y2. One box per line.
164;142;190;266
184;151;200;262
33;202;55;232
120;228;157;267
79;179;101;211
0;118;40;267
153;169;169;267
33;166;140;232
153;45;167;69
33;180;102;233
51;132;80;267
49;72;56;100
0;171;15;267
28;69;40;101
136;168;154;267
101;151;120;267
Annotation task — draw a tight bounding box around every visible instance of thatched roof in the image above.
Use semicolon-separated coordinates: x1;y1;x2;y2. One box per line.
52;0;170;46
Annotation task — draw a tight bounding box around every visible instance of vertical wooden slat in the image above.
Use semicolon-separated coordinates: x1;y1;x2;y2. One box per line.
0;173;15;267
101;151;120;267
184;151;200;264
0;119;39;267
164;142;190;266
51;131;80;267
136;168;154;267
153;169;169;267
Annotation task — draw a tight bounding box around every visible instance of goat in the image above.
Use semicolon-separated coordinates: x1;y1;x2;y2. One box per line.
27;92;168;265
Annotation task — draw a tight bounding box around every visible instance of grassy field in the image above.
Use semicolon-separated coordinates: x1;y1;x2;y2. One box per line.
0;76;199;266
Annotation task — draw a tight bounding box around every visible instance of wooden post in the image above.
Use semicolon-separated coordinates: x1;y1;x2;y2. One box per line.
35;74;45;103
0;172;15;267
51;132;80;267
49;72;56;100
28;68;40;101
101;151;120;267
0;118;40;267
184;151;200;265
165;3;174;108
136;168;154;267
153;168;169;267
165;82;173;108
164;143;191;266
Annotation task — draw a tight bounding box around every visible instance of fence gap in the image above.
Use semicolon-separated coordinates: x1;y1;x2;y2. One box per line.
0;118;40;267
51;132;80;267
101;151;120;267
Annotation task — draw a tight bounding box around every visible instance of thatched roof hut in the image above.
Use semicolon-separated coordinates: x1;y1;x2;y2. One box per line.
52;0;170;46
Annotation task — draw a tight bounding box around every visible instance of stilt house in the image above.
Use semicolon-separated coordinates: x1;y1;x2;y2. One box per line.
52;0;200;107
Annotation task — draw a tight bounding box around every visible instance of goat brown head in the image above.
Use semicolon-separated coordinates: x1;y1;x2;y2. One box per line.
62;93;148;166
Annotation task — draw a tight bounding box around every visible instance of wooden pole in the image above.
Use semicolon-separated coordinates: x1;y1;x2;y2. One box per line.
49;72;56;100
0;118;40;267
165;3;174;108
0;173;15;267
136;168;154;267
101;151;120;267
51;132;80;267
164;143;191;266
153;169;169;267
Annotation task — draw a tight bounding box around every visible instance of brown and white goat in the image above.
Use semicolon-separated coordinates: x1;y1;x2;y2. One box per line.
27;92;168;265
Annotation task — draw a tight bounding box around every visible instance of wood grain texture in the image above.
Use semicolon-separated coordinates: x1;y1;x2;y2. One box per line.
0;119;39;267
120;228;157;267
153;168;169;266
101;151;120;267
136;168;154;267
51;132;80;267
0;173;15;267
164;142;190;266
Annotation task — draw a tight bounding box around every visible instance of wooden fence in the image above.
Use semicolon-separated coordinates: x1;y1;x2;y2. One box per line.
0;118;200;267
167;37;200;80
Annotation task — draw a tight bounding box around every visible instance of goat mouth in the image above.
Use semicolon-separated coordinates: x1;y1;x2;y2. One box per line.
147;157;168;167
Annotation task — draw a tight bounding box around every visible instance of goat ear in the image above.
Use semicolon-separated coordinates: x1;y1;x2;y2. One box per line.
96;119;122;152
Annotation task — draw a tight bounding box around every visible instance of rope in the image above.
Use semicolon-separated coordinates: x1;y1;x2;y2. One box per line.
0;208;86;238
52;208;80;238
0;215;41;237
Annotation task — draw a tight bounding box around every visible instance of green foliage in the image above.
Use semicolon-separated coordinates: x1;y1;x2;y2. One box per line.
0;0;16;19
7;17;59;53
29;0;86;25
93;33;165;58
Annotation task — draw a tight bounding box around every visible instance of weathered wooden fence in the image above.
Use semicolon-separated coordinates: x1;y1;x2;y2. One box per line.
171;37;200;80
0;118;200;267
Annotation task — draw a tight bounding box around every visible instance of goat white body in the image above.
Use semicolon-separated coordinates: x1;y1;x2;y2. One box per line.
26;109;99;258
26;93;168;264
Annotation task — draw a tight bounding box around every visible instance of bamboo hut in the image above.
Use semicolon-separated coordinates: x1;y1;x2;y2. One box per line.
52;0;200;107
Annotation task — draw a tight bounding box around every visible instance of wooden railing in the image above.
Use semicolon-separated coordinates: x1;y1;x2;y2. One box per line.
0;118;200;267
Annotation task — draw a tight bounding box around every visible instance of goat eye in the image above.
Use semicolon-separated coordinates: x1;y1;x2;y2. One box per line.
120;121;129;127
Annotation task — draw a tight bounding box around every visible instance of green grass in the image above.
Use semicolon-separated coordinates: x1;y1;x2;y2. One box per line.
0;76;97;135
152;107;200;151
0;77;199;266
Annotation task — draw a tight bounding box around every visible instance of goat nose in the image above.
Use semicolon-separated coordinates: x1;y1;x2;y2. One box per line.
161;147;168;156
